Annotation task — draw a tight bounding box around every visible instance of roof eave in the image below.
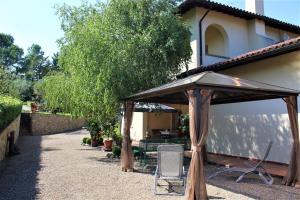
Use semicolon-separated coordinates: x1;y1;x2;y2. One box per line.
177;0;300;34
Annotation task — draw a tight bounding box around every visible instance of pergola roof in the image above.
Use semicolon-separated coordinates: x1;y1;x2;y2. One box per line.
124;72;299;105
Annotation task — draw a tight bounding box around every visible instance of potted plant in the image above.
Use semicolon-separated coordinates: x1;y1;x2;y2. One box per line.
178;114;189;138
101;122;115;151
86;121;101;147
30;102;38;113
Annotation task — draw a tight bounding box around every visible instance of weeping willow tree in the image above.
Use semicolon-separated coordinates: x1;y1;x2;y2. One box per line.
41;0;191;124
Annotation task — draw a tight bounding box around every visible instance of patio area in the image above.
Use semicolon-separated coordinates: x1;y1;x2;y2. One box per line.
0;129;299;200
121;71;300;199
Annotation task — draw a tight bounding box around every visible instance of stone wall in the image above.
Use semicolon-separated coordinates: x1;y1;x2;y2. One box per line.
23;113;86;136
0;115;20;161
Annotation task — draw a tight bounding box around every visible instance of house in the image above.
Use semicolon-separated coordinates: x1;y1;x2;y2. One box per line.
129;0;300;164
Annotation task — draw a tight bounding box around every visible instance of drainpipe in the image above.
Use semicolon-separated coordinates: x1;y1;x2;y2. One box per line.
199;10;210;66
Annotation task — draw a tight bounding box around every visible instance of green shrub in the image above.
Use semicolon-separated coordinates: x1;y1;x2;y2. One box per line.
82;137;88;144
132;146;142;158
112;146;121;157
0;96;22;130
86;138;91;145
97;137;103;145
112;122;122;146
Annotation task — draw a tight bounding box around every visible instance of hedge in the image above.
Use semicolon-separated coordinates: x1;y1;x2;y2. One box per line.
0;96;22;130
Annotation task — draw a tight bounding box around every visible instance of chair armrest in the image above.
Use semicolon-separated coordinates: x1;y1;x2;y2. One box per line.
183;166;187;176
154;165;159;176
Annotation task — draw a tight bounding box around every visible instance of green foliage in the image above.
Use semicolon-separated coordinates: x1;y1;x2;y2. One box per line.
101;120;116;139
41;0;191;127
178;114;189;134
0;33;24;70
82;137;89;144
87;120;101;135
50;52;60;72
86;137;92;145
112;146;121;157
0;96;22;130
0;33;60;101
12;78;33;101
35;72;72;112
132;146;143;158
0;68;17;96
97;137;103;145
0;68;34;101
17;44;51;81
33;79;44;103
112;122;122;146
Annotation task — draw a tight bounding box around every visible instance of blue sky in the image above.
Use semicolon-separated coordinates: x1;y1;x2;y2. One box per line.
0;0;299;57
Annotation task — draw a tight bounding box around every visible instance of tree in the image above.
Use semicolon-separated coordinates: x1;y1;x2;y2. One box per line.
18;44;51;81
0;33;24;71
0;68;15;95
50;52;60;72
12;78;33;101
43;0;191;124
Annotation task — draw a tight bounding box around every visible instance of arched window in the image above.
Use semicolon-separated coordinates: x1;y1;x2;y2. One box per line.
205;24;228;57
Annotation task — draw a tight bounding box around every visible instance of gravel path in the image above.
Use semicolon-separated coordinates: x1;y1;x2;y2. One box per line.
0;129;298;200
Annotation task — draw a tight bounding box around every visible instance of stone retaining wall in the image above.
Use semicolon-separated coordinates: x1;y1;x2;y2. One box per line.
22;113;86;136
0;115;20;161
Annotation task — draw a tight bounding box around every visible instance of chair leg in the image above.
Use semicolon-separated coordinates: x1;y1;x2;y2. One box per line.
182;178;186;195
154;177;158;194
208;168;233;179
258;171;273;185
154;166;158;194
236;172;252;183
257;166;273;185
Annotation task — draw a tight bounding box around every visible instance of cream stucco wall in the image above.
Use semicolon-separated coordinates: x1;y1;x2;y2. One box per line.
184;8;250;69
129;112;174;140
207;51;300;163
265;25;299;43
183;7;300;70
130;112;145;141
182;9;200;68
147;113;172;131
202;10;250;65
205;26;228;56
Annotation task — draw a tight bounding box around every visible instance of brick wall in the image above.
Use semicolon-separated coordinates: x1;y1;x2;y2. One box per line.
0;115;20;161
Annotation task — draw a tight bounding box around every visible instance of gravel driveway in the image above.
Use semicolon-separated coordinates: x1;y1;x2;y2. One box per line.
0;129;298;200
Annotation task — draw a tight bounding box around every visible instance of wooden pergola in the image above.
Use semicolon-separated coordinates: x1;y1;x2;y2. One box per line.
121;71;300;200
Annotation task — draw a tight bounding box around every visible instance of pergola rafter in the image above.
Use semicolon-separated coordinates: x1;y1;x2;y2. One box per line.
121;71;300;199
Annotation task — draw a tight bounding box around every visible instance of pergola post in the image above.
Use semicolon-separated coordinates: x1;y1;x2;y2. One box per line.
185;88;213;200
283;96;300;187
121;101;134;172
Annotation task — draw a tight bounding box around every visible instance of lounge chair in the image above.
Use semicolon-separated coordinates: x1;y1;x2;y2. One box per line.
154;144;186;195
208;140;274;185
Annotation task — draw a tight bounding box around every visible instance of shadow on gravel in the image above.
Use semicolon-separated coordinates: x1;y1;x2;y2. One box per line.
0;136;42;200
76;148;101;151
208;196;225;199
88;156;121;165
64;129;88;135
205;164;300;200
42;147;61;152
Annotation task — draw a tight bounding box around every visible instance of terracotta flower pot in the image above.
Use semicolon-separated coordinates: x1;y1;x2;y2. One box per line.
103;139;113;151
31;103;37;113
